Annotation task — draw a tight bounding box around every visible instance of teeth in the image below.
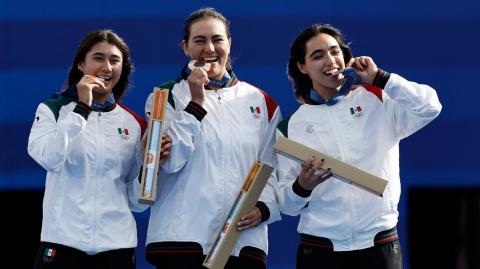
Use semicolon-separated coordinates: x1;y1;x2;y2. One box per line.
98;76;112;81
323;69;339;76
330;70;340;76
203;57;218;63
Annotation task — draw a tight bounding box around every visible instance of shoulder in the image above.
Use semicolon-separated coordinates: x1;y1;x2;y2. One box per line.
277;112;296;138
239;81;279;122
117;104;147;136
277;105;311;137
350;84;383;102
159;77;184;109
41;96;75;121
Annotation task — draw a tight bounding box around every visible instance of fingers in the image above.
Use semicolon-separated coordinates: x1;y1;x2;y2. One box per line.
346;57;355;68
349;56;376;71
189;67;210;86
159;133;172;164
350;56;368;71
159;150;170;163
237;207;261;231
80;75;107;90
300;157;315;177
160;141;172;155
313;167;332;181
302;156;325;178
299;156;333;190
187;68;208;105
161;133;172;145
349;56;378;84
188;60;211;72
77;75;107;105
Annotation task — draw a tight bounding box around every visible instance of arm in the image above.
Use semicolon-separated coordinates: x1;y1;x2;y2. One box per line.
275;130;314;216
237;104;283;230
27;102;90;172
144;90;206;174
28;75;108;171
349;56;442;139
381;72;442;139
256;106;282;224
125;131;149;212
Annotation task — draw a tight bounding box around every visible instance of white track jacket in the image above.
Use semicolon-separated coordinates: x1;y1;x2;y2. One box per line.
276;73;442;251
28;99;146;254
145;76;281;256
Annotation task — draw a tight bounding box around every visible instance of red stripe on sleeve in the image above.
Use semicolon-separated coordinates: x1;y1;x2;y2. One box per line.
118;103;147;137
353;84;383;102
257;88;278;122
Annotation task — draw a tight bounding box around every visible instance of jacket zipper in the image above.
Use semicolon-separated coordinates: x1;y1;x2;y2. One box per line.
327;105;356;247
92;111;104;253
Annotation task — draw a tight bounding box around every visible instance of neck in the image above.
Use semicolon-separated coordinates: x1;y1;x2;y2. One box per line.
206;84;222;91
92;93;110;104
312;86;338;101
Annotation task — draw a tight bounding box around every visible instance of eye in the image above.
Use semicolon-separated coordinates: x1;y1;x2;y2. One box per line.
110;58;121;64
192;38;206;44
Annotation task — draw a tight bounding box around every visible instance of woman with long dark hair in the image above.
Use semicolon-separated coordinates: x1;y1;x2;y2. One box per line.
28;29;170;269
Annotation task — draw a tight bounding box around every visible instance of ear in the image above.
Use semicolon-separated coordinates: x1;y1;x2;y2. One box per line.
181;40;189;57
297;62;308;74
77;62;85;72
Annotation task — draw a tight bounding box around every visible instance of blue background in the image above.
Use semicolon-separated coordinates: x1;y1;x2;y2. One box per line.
1;0;479;268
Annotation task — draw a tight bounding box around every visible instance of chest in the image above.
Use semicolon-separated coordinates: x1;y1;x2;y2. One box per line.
289;96;386;160
62;110;139;168
201;87;268;149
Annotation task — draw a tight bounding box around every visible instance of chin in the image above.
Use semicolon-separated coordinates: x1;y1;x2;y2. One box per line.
325;79;342;89
209;70;222;79
94;88;113;96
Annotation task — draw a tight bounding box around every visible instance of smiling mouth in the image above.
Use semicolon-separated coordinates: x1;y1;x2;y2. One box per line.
202;56;218;63
323;68;340;76
97;76;113;82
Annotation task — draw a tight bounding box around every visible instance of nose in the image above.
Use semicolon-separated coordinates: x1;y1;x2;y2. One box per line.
103;60;113;72
325;52;336;65
204;40;215;53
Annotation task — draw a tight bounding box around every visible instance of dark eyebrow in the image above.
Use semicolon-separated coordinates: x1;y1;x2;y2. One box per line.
192;34;226;40
92;52;106;57
309;49;324;58
92;52;121;59
309;45;340;58
192;35;207;40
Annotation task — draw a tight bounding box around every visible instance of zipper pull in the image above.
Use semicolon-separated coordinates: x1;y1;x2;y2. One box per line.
215;89;222;104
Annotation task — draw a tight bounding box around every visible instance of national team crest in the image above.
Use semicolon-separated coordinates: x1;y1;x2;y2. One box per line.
42;248;56;263
250;106;261;119
350;106;363;118
118;128;129;140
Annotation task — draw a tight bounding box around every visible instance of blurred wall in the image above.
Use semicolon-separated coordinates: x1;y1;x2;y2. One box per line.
2;1;479;268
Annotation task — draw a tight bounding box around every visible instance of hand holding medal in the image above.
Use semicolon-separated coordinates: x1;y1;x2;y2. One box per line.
187;60;212;106
188;59;212;72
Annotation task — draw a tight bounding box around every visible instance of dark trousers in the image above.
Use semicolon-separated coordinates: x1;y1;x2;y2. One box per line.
146;241;266;269
297;228;403;269
33;242;136;269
